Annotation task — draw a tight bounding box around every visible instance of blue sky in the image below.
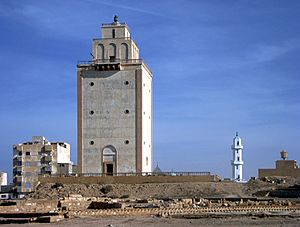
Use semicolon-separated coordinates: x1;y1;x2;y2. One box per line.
0;0;299;181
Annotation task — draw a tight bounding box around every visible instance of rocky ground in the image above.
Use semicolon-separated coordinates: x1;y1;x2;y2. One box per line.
1;177;297;226
27;177;300;200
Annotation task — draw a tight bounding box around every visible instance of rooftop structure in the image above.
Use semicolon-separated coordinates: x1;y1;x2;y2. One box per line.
258;151;300;178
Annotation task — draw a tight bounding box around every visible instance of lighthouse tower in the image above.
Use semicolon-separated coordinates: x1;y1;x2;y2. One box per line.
231;132;244;182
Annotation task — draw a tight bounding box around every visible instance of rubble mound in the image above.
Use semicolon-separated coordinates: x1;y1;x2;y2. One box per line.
28;182;247;200
27;178;300;200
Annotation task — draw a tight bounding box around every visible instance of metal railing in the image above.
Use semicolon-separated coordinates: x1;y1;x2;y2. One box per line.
102;22;127;26
77;59;143;65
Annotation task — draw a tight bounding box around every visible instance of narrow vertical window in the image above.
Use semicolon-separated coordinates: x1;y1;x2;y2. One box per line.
112;29;115;38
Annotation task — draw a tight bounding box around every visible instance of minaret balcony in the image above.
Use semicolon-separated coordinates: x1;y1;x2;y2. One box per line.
231;145;243;149
231;160;244;165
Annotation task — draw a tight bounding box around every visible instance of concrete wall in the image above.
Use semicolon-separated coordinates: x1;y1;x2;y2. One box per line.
79;69;137;173
102;24;130;39
141;65;152;172
56;143;71;164
38;175;220;184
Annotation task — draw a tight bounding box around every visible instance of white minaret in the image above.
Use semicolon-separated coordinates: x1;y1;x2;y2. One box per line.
231;132;244;182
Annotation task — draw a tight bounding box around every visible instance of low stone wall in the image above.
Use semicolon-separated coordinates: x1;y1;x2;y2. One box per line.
38;175;220;185
0;200;58;213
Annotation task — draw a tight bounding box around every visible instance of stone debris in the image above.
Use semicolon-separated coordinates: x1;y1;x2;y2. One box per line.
1;178;300;223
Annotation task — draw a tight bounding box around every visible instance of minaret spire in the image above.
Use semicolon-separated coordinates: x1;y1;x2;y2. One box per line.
231;132;244;182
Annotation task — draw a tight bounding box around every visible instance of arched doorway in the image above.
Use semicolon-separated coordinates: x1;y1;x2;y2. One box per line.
102;145;117;175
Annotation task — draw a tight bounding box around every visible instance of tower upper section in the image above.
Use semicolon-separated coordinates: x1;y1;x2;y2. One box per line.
92;16;139;62
231;132;243;150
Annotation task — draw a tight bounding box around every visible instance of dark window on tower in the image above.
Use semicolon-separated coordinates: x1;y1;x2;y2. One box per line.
237;157;240;161
237;141;239;145
112;29;115;38
26;152;30;156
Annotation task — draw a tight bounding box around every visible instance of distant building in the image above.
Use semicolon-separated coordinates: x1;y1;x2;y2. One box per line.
77;16;153;175
13;136;71;197
0;172;7;186
231;132;244;182
258;150;300;178
0;172;13;200
0;184;14;200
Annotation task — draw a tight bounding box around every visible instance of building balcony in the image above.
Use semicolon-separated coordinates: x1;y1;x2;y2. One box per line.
41;155;52;163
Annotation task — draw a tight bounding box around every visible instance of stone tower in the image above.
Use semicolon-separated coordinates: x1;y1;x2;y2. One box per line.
231;132;244;182
77;16;153;175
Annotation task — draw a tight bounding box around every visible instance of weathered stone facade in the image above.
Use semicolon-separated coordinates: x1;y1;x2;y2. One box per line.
77;18;152;174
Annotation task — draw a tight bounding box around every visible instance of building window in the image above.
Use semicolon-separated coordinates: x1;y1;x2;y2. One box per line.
124;109;130;114
125;140;129;144
25;172;31;177
112;29;115;38
17;161;22;166
237;141;239;145
18;152;22;156
237;157;240;161
25;162;30;167
1;195;6;198
26;152;30;156
17;182;22;187
25;182;31;189
89;82;94;86
89;141;94;145
124;81;129;85
89;110;94;115
146;157;148;166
